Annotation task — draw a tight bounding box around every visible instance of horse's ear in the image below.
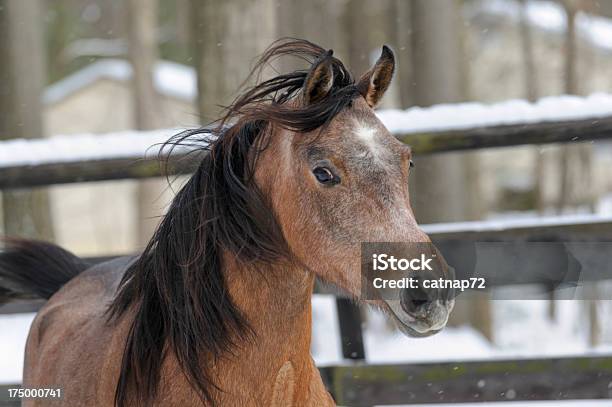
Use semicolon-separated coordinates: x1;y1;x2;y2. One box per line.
303;51;334;105
357;45;395;108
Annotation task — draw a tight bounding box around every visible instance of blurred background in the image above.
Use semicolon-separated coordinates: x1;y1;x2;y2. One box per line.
1;0;612;397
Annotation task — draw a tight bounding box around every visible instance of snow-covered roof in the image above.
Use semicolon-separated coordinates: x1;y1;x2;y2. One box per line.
43;59;196;105
4;92;612;168
469;0;612;53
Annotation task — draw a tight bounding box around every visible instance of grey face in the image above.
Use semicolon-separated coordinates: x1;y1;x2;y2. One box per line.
298;103;413;240
276;98;454;336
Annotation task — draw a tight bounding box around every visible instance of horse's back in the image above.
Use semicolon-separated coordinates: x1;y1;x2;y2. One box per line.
22;257;134;406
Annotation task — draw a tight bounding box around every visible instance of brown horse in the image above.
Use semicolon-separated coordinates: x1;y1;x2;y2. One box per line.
0;39;454;406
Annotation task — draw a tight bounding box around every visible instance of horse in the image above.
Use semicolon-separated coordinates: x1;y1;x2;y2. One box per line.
0;39;454;406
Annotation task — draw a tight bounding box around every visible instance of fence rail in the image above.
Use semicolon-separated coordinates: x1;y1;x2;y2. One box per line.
2;214;610;316
320;355;612;405
2;114;612;189
2;355;611;406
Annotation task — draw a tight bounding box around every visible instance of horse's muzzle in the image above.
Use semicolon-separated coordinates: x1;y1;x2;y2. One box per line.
391;265;456;336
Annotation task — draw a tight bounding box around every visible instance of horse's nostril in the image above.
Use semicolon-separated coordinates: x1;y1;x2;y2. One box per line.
400;287;432;315
411;298;428;309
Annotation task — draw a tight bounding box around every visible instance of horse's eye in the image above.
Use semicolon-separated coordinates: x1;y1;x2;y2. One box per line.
313;167;339;185
409;160;415;169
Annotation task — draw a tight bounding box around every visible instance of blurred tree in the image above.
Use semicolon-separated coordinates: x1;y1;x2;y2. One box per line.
0;0;54;240
518;0;558;320
408;0;481;223
126;0;163;246
519;0;538;104
407;0;491;340
344;0;389;75
394;0;414;109
174;0;190;49
189;0;277;123
343;0;402;108
558;0;595;215
559;0;599;347
593;0;612;17
44;1;77;83
277;0;347;64
127;0;160;131
158;0;191;63
517;0;546;215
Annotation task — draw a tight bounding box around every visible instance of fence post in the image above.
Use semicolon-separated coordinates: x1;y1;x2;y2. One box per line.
335;297;365;360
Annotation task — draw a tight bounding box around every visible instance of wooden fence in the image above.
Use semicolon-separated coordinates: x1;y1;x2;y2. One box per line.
1;114;612;405
2;114;612;189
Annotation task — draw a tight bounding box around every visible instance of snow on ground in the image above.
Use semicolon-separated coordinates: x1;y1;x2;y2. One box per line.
494;300;592;356
312;296;609;368
0;313;36;383
362;311;493;363
3;92;612;168
311;295;343;364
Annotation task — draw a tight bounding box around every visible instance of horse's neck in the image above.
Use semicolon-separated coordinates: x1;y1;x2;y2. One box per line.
221;253;322;402
225;253;315;352
150;254;332;405
217;254;324;404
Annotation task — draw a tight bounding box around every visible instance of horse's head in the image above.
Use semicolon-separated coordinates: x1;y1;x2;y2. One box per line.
247;42;454;337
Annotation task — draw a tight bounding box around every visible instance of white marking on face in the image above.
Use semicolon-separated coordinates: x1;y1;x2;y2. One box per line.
355;124;381;156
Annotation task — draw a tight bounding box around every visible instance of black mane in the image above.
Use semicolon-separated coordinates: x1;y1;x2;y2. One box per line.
107;38;358;407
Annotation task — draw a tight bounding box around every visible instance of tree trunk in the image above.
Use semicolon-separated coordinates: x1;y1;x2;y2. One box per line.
175;0;191;48
277;0;347;60
0;0;54;240
408;0;481;223
408;0;491;341
344;0;374;77
395;0;414;109
126;0;163;246
190;0;277;123
517;0;557;320
581;0;599;348
557;4;576;214
559;0;599;346
587;286;601;347
127;0;159;130
519;0;538;103
558;1;594;214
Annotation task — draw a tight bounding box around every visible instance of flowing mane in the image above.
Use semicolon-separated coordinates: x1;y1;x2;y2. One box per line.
106;39;359;406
